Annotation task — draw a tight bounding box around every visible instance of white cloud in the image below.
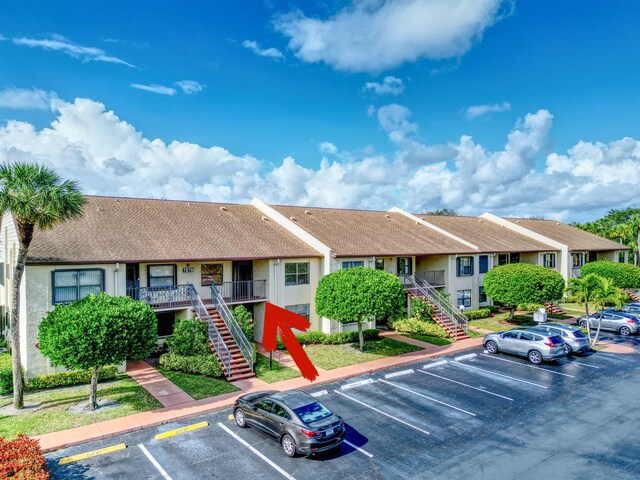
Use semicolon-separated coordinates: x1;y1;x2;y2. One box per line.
174;80;204;95
464;101;511;119
363;76;404;96
130;84;177;96
11;35;134;67
0;87;59;110
242;40;284;59
1;96;639;222
275;0;508;73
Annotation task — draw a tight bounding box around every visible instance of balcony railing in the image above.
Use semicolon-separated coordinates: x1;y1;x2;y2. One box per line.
215;280;267;303
127;284;192;309
415;270;445;287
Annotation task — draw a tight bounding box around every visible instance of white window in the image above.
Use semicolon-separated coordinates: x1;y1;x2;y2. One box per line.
572;253;584;268
456;257;474;276
148;264;176;288
285;262;309;286
285;304;310;321
342;261;364;269
543;253;556;269
457;289;472;308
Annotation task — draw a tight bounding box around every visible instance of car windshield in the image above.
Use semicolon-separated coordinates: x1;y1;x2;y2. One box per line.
293;402;332;424
572;330;587;339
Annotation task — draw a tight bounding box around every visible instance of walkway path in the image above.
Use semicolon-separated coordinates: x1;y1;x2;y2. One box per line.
126;360;194;407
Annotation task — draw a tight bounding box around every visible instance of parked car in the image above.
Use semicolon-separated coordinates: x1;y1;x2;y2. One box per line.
578;310;640;336
604;302;640;317
483;328;567;364
529;323;590;354
233;390;345;457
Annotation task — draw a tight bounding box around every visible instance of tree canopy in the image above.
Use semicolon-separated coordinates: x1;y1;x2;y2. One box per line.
483;263;565;318
580;260;640;289
38;293;157;410
315;267;405;351
575;207;640;264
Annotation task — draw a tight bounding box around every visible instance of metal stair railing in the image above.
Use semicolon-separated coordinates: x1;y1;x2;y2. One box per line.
211;284;254;373
185;284;233;376
401;273;468;340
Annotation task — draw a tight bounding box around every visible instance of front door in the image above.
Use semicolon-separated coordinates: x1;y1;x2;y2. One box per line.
232;261;253;300
126;264;139;299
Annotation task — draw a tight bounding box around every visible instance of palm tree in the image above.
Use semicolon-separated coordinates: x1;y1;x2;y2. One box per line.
0;163;85;409
566;273;601;345
590;276;626;344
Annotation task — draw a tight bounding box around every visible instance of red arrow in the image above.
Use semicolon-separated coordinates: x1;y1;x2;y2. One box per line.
262;302;319;381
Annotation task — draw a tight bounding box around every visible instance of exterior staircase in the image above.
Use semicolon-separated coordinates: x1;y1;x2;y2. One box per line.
624;289;640;302
400;273;469;341
543;302;566;315
197;305;255;381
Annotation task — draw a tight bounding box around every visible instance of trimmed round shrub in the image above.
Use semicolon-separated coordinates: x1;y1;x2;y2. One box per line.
167;318;211;356
483;263;565;309
581;260;640;289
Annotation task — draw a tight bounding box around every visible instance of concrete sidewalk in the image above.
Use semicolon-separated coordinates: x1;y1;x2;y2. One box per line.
35;335;484;452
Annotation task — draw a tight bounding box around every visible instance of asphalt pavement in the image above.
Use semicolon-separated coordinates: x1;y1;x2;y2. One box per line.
46;331;640;480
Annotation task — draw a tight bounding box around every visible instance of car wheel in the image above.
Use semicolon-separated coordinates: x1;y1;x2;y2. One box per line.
485;340;498;354
565;343;573;355
281;434;297;457
234;408;247;428
528;350;543;365
579;320;589;329
619;326;631;336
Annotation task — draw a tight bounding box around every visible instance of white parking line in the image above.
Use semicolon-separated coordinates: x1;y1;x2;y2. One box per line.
423;360;448;369
341;379;375;390
417;369;513;401
565;360;599;369
334;390;431;435
218;423;296;480
310;390;328;397
138;444;172;480
378;379;476;416
455;353;477;361
454;362;548;389
384;369;414;379
479;353;575;377
343;440;374;458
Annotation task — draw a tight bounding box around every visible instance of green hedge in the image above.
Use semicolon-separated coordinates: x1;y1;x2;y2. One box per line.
0;354;12;395
276;329;380;349
159;352;223;377
463;308;493;320
27;366;118;391
391;319;450;338
581;261;640;289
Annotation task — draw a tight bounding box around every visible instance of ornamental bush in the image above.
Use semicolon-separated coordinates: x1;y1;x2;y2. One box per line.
232;305;254;342
27;366;118;391
391;319;450;338
0;353;12;395
0;434;49;479
483;263;565;319
463;308;493;320
275;329;380;349
159;352;223;377
411;297;433;321
167;318;211;356
581;260;640;289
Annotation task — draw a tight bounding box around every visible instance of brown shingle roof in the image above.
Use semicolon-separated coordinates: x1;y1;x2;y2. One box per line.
271;205;476;257
27;196;322;264
416;214;555;253
505;218;628;251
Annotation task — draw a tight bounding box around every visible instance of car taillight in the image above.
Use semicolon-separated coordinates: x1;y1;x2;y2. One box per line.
627;319;636;324
544;340;554;347
301;428;320;438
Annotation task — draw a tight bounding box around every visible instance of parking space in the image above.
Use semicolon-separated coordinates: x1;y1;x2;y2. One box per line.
48;340;640;479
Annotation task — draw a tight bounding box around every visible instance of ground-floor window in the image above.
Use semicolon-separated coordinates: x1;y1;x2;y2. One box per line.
52;268;105;304
457;289;471;308
479;286;487;304
285;304;310;322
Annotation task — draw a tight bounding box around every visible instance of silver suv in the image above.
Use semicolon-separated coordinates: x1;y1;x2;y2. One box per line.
529;323;590;354
578;310;640;336
483;328;567;364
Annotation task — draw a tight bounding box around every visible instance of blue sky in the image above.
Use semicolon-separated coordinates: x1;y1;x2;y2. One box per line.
1;0;639;221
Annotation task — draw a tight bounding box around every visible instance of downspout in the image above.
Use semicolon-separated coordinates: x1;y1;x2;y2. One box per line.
114;263;120;296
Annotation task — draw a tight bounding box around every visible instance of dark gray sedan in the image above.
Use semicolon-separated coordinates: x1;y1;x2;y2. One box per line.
233;390;345;457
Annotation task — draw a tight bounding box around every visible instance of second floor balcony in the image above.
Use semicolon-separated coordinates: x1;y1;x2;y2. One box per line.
215;280;267;304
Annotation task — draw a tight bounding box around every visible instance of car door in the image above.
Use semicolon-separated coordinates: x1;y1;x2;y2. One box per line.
499;331;519;353
516;331;535;355
600;312;614;331
252;399;278;436
270;402;294;437
588;312;602;329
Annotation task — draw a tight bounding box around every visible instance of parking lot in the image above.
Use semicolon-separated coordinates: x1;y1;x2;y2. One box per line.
47;332;640;479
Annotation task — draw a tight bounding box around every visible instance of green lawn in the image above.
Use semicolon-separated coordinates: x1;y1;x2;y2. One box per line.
254;354;302;383
156;368;239;400
469;313;537;332
304;338;423;370
465;329;486;338
405;334;454;346
0;376;162;440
